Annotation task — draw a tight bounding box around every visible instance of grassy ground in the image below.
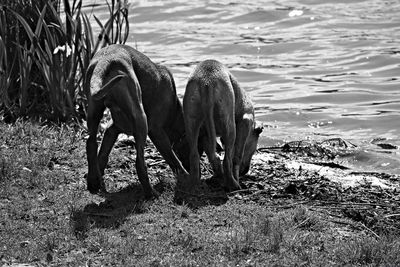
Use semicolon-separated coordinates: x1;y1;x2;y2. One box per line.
0;120;399;266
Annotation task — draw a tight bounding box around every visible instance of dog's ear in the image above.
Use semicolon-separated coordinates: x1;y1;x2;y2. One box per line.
254;125;264;136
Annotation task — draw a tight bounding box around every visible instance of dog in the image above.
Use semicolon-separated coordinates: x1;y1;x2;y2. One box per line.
183;59;263;192
85;44;189;198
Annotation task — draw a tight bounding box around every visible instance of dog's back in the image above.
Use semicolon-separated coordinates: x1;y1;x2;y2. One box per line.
86;45;158;99
185;60;235;133
185;60;254;127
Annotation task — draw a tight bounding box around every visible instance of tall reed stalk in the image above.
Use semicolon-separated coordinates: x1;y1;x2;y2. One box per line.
0;0;130;121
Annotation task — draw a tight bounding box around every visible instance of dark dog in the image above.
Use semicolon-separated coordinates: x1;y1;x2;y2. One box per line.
183;60;263;192
85;44;188;198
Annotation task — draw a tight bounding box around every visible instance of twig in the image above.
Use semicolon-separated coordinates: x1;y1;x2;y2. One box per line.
264;200;311;209
358;221;380;239
249;189;272;196
227;188;258;195
175;189;225;199
316;200;395;208
258;146;282;152
200;161;213;175
329;218;379;239
176;189;204;197
292;217;311;230
384;213;400;218
83;212;113;217
148;160;165;167
330;218;355;227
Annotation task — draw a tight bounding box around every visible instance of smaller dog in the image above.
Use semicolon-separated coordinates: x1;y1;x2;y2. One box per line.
183;60;263;191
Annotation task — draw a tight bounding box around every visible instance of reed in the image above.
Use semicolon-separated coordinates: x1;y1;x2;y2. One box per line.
0;0;130;121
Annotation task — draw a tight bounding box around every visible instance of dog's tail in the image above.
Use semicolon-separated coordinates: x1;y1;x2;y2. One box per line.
201;82;218;150
91;70;127;101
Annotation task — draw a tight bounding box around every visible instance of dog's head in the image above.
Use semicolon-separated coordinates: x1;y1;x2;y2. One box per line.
239;124;263;176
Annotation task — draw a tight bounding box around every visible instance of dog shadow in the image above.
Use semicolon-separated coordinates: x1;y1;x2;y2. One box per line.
72;182;164;235
71;177;228;237
173;176;229;208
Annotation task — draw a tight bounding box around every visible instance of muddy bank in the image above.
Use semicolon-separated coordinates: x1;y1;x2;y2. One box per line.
237;140;400;236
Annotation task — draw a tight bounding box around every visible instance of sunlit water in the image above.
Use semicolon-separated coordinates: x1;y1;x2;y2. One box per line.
83;0;400;174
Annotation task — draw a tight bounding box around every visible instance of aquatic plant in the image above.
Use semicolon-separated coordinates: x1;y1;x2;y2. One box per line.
0;0;130;121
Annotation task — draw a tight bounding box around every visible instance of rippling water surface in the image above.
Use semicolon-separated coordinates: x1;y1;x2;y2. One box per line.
84;0;400;174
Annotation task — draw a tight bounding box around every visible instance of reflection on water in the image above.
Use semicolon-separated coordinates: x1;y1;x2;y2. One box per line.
83;0;400;174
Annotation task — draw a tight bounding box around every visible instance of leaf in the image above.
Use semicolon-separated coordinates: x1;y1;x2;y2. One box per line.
47;2;66;34
9;10;36;42
93;14;105;31
34;5;47;37
82;13;94;51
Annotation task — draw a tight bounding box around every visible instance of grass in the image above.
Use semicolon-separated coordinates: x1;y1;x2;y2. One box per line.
0;119;399;266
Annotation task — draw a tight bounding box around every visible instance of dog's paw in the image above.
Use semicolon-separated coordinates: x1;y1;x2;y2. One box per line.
87;183;100;194
144;188;160;200
176;172;190;184
86;176;105;195
224;180;242;193
206;175;224;188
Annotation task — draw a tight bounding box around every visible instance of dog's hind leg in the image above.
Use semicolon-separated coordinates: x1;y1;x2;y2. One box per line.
185;117;203;188
134;127;158;199
86;100;106;194
217;82;241;192
203;114;223;182
132;112;159;199
220;116;241;192
126;71;158;199
98;124;120;175
183;105;204;188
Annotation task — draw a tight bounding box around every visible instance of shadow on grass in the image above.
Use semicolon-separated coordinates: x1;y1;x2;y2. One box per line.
173;177;229;209
71;177;229;238
71;182;164;236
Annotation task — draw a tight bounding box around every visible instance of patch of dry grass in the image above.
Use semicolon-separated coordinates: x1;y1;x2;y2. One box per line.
0;120;399;266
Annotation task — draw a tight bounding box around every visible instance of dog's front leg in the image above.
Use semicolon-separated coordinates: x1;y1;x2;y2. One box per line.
149;129;189;176
232;119;252;181
203;134;223;180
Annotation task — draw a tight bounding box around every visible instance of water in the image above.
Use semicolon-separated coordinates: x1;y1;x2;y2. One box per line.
83;0;400;174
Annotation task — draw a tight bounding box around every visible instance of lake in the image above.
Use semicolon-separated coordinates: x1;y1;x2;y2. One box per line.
83;0;400;174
